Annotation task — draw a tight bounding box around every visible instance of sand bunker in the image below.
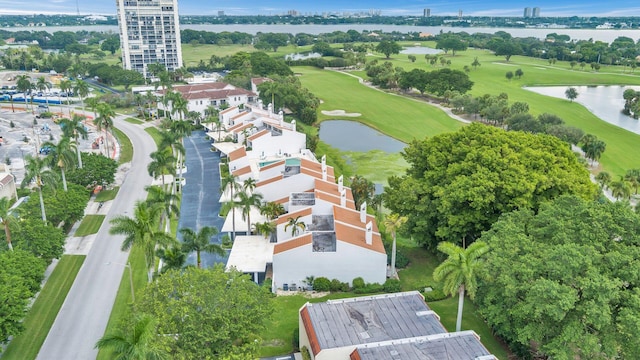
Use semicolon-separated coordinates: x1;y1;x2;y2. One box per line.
321;109;361;117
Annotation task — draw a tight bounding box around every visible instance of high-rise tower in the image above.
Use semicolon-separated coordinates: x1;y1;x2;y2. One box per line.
116;0;183;78
524;7;532;18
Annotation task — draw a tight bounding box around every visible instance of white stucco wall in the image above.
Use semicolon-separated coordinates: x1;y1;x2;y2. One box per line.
273;241;387;289
255;175;315;203
252;131;306;158
276;213;312;243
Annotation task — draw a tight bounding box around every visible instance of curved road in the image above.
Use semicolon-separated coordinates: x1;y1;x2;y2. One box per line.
36;116;156;360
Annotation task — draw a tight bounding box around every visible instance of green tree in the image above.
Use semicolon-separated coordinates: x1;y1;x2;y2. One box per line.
94;103;116;158
155;246;186;273
476;196;640;359
565;87;579;102
21;155;58;223
253;221;276;242
11;218;66;262
43;137;76;192
73;79;89;114
471;56;481;69
376;40;402;59
147;150;176;189
65;152;118;188
285;216;306;237
221;174;240;240
109;201;176;281
514;68;524;78
624;169;640;194
59;114;89;168
135;266;273;358
16;74;34;113
384;124;597;250
259;202;285;221
610;178;632;200
236;191;264;235
0;197;19;251
179;226;225;269
382;213;407;277
145;185;180;233
94;314;168;360
505;71;514;81
350;174;375;210
493;40;522;61
436;36;467;56
433;241;489;332
595;171;612;189
0;272;31;344
255;33;289;52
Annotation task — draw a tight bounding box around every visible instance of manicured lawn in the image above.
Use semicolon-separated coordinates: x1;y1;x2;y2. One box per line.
2;255;85;360
297;67;463;142
112;127;133;164
125;117;144;124
74;215;106;237
96;246;147;360
145;127;163;147
95;186;120;202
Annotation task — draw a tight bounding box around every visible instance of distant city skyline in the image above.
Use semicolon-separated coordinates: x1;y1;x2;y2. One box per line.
2;0;640;18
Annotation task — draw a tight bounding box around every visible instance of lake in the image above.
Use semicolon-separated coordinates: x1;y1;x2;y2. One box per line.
525;85;640;135
4;24;640;42
400;46;442;55
319;120;406;153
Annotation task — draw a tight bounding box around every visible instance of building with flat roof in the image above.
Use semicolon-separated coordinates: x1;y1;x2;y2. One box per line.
299;292;496;360
524;7;532;18
116;0;183;78
532;7;541;18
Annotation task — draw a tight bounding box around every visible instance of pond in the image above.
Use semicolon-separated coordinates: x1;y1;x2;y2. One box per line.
319;120;406;153
284;52;321;61
400;46;443;55
525;85;640;135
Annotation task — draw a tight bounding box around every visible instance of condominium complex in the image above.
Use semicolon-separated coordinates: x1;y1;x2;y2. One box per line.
116;0;183;78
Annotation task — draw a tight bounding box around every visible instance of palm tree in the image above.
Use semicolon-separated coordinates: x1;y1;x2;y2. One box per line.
624;169;640;194
145;185;180;233
85;96;100;120
179;226;225;268
59;79;72;115
0;197;19;251
595;171;612;190
610;178;632;200
254;221;276;242
43;137;76;191
59;114;89;168
236;191;264;235
36;76;51;107
155;246;186;273
94;103;116;158
73;79;89;114
260;202;285;221
109;201;176;282
144;90;156;120
21;155;58;223
94;314;167;360
242;178;257;193
16;74;33;112
383;213;407;277
172;95;188;121
285;216;306;237
147;150;177;189
220;174;240;240
433;241;489;332
157;71;172;118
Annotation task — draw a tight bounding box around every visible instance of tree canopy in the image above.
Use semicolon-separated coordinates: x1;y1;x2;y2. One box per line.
375;40;402;58
476;195;640;359
384;123;597;250
135;266;273;359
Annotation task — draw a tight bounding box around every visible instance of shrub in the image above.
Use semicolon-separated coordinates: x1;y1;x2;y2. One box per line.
262;278;272;290
423;288;447;302
383;279;402;293
352;277;365;290
301;346;311;360
330;278;343;292
292;327;300;351
313;277;331;292
353;282;384;294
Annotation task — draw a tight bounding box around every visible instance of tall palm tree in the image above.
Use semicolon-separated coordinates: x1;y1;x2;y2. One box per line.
157;71;172;118
94;103;116;158
59;114;89;168
180;226;225;269
155;246;186;273
36;76;51;107
236;191;263;235
220;174;240;240
145;185;180;233
260;202;285;221
85;96;100;120
43;137;76;192
59;79;72;115
595;171;612;190
285;216;306;237
147;150;177;189
433;241;489;332
0;197;19;251
16;74;33;112
172;95;188;121
383;213;407;277
21;155;59;223
242;178;257;193
610;178;632;200
94;314;167;360
109;201;176;282
144;90;156;120
254;221;276;242
73;79;89;115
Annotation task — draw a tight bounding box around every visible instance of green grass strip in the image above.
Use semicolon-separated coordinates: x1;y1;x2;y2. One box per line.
2;255;86;360
144;127;163;147
74;215;106;237
94;186;120;202
112;127;133;164
125;117;144;125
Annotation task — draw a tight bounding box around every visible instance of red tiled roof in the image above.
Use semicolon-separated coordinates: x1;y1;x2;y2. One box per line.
219;106;238;115
256;175;284;188
232;123;254;134
248;129;270;141
314;190;355;209
333;205;379;232
273;233;312;254
228;147;246;161
334;221;385;254
182;88;255;101
274;207;312;226
314;179;354;201
259;160;285;171
251;77;271;86
232;165;251;176
300;306;322;356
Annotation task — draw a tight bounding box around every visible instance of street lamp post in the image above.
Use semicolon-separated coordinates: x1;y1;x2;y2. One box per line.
106;261;135;302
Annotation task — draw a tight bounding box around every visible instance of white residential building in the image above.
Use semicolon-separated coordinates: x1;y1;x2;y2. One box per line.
157;82;256;117
116;0;183;78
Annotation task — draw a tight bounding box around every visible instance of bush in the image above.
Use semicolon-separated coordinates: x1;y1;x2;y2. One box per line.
262;278;272;290
353;282;384;294
292;327;300;351
352;277;365;290
330;278;343;292
422;287;448;302
301;346;311;360
383;279;402;293
313;277;331;292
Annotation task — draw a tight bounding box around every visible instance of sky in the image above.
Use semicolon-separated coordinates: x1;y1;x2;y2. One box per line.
2;0;640;18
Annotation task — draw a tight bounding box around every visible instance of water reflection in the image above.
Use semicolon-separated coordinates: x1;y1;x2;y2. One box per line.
525;85;640;135
319;120;406;152
400;46;443;55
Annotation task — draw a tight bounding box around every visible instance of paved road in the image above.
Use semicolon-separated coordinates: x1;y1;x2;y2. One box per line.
178;130;227;267
36;116;156;360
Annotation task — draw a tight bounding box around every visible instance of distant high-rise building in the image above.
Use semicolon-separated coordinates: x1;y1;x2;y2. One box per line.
423;8;431;17
524;7;532;18
116;0;183;78
458;9;463;19
218;10;225;17
532;7;541;18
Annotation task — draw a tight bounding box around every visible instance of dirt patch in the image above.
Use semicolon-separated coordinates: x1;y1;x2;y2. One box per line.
321;109;361;117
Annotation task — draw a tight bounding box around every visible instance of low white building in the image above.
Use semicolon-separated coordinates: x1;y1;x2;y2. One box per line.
157;82;256;117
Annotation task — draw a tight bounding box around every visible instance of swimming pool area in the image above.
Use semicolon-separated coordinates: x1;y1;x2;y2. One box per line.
259;158;301;168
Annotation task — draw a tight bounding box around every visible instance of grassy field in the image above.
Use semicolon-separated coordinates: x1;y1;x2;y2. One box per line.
348;46;640;177
2;255;85;360
95;186;120;202
96;246;147;360
144;127;163;147
124;117;144;125
74;215;106;237
112;127;133;164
